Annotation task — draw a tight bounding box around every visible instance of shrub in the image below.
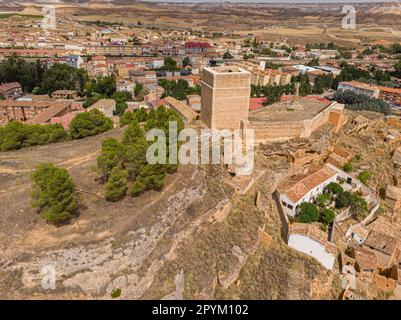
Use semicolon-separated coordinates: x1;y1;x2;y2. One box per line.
357;170;371;184
30;163;79;224
342;162;353;173
296;203;320;223
350;192;368;219
110;288;121;299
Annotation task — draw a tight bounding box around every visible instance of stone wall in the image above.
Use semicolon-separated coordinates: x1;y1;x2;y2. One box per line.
248;102;345;143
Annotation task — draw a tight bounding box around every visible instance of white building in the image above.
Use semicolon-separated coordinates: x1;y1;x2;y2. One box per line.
337;81;380;99
277;165;338;217
288;223;337;270
88;99;116;118
116;80;135;97
292;65;317;74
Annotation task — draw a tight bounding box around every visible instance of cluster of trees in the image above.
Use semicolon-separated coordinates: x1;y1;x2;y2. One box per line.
97;106;184;201
0;56;88;95
297;74;312;97
313;74;334;94
333;63;394;89
41;63;88;95
333;90;391;115
296;203;335;228
0;121;67;151
158;79;201;101
1;109;113;152
251;83;295;104
121;108;148;126
306;42;341;50
30;163;80;224
296;181;368;225
393;59;401;79
0;56;45;93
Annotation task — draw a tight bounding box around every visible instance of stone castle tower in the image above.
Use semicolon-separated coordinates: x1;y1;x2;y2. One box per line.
201;66;251;130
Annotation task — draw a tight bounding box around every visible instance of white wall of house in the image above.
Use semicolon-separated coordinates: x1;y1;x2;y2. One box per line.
279;174;337;217
288;234;335;270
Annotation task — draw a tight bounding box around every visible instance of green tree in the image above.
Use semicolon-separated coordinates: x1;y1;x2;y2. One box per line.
0;121;67;152
40;63;88;95
30;163;79;224
320;208;335;225
350;192;368;219
296;202;320;223
315;193;331;207
325;182;344;195
299;74;312;96
223;51;234;59
163;57;177;71
183;57;191;67
69;109;113;139
104;166;128;202
335;191;353;209
97;138;125;182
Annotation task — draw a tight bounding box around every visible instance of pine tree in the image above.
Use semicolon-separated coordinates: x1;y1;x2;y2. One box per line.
30;163;79;224
97;138;125;182
104;166;128;202
122;121;145;146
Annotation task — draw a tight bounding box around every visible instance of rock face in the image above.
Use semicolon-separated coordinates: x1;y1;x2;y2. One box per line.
217;242;259;290
1;177;209;299
161;270;185;300
393;146;401;165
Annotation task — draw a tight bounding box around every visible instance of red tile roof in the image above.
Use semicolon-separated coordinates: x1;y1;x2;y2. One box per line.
185;42;212;49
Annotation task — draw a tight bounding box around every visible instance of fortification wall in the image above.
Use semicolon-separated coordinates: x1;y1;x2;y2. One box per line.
249;102;344;143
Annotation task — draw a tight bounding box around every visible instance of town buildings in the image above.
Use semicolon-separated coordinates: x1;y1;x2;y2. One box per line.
0;82;23;99
338;81;401;108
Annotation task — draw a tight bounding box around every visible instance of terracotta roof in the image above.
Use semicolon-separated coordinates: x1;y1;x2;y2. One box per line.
185;42;212;49
379;86;401;94
249;97;267;111
163;96;197;122
354;247;377;270
364;230;398;256
27;102;72;125
0;82;21;92
0;100;56;108
340;81;380;91
367;216;401;251
277;165;337;203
